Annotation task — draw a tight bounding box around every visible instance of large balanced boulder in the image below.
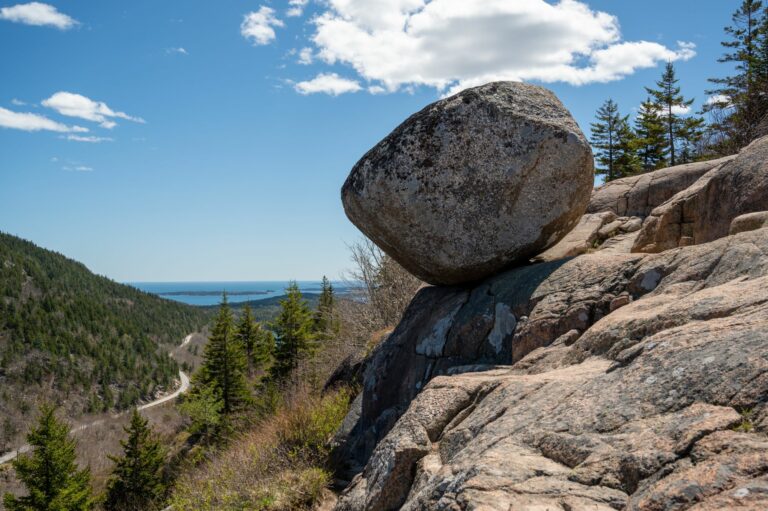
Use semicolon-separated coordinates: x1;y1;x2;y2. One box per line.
341;82;594;285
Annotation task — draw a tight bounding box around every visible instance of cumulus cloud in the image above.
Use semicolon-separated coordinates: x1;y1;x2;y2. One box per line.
64;134;114;143
300;0;695;95
0;106;87;132
0;2;77;29
41;92;145;128
241;6;284;45
287;0;308;17
294;73;362;95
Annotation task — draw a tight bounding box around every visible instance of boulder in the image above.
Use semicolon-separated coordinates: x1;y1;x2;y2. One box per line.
342;82;594;285
587;156;735;217
634;136;768;252
336;227;768;511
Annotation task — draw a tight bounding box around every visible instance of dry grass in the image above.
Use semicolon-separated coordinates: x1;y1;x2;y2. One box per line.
170;387;351;511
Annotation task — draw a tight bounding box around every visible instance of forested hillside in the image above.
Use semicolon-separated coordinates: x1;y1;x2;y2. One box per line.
0;232;209;452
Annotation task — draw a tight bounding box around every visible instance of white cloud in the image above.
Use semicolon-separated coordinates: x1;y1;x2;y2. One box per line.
0;106;87;132
166;47;188;55
298;47;313;65
64;134;114;143
41;92;145;128
241;6;284;45
295;73;362;95
0;2;77;29
287;0;308;17
302;0;696;95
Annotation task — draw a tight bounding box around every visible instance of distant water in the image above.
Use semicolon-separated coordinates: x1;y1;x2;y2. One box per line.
128;281;345;306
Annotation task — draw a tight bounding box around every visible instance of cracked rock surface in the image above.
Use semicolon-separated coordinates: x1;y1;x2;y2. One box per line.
335;227;768;510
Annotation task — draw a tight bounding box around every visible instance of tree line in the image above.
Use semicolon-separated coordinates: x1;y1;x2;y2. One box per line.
3;278;339;511
591;0;768;181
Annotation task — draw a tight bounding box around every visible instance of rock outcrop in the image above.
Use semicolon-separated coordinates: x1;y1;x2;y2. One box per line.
334;86;768;511
337;226;768;511
587;156;735;218
633;136;768;252
342;81;594;285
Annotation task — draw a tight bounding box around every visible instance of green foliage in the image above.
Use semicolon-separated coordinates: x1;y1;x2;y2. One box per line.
104;409;167;511
590;99;640;181
236;304;275;377
635;98;669;171
196;296;251;415
3;405;93;511
312;276;339;341
177;385;223;436
270;283;316;382
278;388;350;462
0;232;208;413
646;62;704;166
707;0;766;151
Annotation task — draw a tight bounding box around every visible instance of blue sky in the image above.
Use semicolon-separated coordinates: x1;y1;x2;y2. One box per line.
0;0;736;282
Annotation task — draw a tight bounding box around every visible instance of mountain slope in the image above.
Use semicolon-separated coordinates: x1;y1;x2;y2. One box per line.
0;232;209;452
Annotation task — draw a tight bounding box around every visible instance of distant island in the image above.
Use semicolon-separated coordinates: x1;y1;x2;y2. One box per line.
158;290;274;297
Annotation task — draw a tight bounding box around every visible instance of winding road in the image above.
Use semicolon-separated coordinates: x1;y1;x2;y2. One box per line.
0;334;194;465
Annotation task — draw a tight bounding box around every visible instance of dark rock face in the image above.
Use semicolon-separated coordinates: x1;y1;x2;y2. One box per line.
633;135;768;252
587;156;735;218
336;227;768;510
341;81;593;286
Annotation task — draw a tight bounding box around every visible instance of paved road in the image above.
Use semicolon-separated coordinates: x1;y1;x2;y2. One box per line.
0;334;194;465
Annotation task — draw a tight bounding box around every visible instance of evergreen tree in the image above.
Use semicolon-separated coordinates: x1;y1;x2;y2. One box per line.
235;304;274;377
197;295;250;414
103;409;166;511
707;0;764;149
590;99;639;181
313;276;338;339
646;62;702;166
3;405;93;511
270;282;315;381
635;98;669;171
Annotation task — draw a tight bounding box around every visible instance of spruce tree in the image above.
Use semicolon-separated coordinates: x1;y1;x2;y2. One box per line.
590;99;639;181
270;282;315;382
3;405;93;511
646;62;702;166
313;276;338;339
635;98;669;171
197;295;250;414
235;304;274;377
104;409;166;511
707;1;765;149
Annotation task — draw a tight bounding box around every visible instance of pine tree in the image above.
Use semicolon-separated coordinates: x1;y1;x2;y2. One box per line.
646;62;702;166
104;409;166;511
235;304;274;377
313;276;338;340
197;295;250;414
707;1;764;149
3;405;93;511
270;282;315;382
590;99;639;181
635;98;669;171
